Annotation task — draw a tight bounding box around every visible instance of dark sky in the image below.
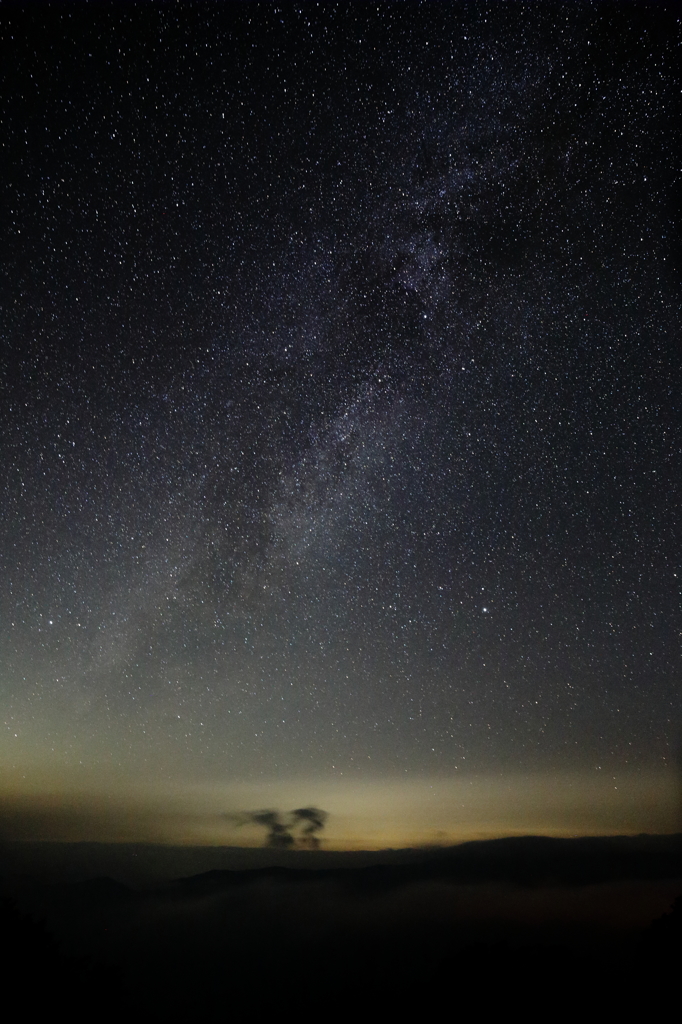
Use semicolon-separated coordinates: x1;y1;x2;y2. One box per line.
1;1;679;845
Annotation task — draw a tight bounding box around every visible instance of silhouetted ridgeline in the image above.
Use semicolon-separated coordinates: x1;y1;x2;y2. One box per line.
0;834;679;1017
1;832;680;888
164;833;682;895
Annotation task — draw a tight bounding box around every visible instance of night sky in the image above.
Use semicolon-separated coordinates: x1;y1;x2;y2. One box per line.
1;1;679;848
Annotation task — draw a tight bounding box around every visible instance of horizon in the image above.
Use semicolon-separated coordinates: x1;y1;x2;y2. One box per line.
0;767;678;849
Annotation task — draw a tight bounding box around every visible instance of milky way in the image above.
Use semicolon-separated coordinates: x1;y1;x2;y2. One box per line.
0;3;679;838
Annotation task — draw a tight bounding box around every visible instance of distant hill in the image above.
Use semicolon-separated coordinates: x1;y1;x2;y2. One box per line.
0;831;679;890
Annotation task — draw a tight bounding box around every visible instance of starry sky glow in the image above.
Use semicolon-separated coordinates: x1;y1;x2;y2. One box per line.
1;1;680;846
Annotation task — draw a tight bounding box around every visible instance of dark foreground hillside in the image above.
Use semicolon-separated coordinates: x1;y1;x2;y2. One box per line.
1;834;680;1020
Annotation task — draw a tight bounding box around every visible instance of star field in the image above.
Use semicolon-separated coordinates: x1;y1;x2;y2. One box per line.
0;2;679;839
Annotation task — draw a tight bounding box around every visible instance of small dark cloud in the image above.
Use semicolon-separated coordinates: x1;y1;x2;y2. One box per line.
291;807;328;849
229;807;329;849
251;810;296;848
